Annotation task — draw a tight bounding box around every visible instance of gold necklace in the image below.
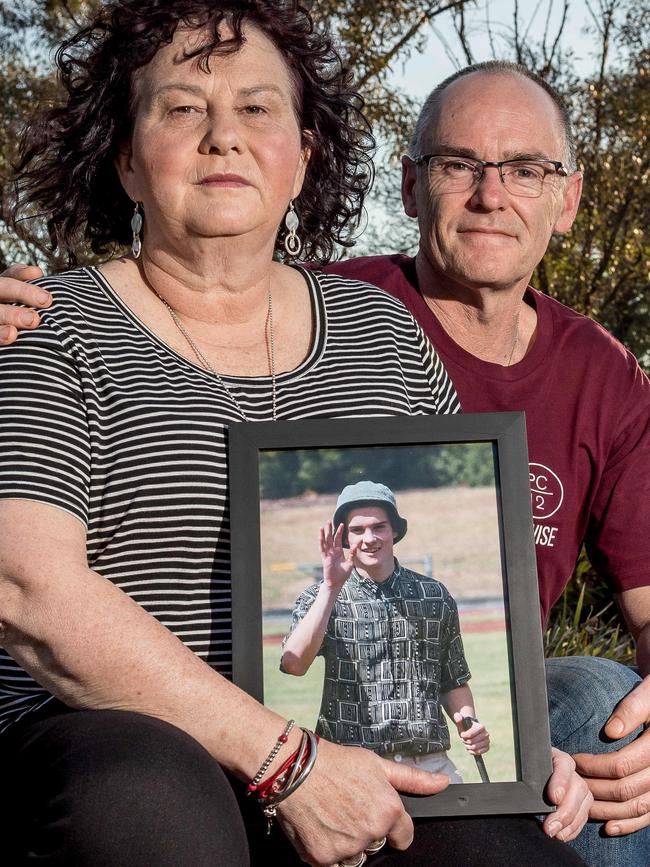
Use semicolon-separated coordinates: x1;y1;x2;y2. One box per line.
152;288;277;422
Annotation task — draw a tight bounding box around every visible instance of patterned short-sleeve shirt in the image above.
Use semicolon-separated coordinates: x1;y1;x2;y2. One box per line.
286;561;471;755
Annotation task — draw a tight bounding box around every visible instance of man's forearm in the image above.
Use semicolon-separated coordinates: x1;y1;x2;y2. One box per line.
635;623;650;677
616;586;650;677
281;584;340;675
441;684;475;719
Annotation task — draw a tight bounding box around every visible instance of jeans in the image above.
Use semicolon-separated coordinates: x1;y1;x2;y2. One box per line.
547;656;650;867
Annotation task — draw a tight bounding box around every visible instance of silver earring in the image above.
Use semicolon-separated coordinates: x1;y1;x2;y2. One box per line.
283;200;302;258
131;202;143;259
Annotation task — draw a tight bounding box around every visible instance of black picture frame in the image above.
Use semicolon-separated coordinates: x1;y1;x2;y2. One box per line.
229;412;553;817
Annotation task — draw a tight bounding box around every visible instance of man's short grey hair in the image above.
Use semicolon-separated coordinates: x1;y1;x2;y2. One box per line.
409;60;577;172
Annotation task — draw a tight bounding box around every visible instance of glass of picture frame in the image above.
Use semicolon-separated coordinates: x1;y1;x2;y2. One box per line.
229;412;553;817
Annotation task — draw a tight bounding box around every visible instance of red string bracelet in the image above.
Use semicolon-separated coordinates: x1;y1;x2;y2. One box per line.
248;739;302;794
254;728;320;833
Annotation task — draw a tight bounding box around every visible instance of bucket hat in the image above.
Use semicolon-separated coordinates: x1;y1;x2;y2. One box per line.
332;480;407;546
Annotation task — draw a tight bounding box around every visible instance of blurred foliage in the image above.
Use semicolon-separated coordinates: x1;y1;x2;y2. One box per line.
311;0;472;141
544;550;636;665
538;7;649;367
259;443;495;499
0;0;102;269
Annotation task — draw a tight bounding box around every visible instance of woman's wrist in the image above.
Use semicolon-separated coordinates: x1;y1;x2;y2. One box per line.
247;721;306;784
250;727;320;833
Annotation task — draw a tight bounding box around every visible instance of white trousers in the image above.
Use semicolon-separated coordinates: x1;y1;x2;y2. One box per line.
390;750;464;784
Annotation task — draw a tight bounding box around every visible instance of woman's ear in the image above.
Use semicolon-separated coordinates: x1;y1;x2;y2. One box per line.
291;130;313;199
114;141;139;202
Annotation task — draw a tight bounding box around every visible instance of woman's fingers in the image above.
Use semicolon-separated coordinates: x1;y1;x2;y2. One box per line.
278;740;447;866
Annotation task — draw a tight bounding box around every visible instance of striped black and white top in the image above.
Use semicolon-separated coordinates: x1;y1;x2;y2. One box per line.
0;266;459;732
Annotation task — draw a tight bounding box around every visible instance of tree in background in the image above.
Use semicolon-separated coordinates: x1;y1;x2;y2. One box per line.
532;2;649;367
0;0;645;658
0;1;101;269
259;443;495;499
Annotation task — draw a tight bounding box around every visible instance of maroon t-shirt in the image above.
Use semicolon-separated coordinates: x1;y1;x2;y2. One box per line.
322;254;650;621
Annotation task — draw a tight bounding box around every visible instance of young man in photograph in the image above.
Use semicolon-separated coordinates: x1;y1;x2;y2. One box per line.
281;480;490;782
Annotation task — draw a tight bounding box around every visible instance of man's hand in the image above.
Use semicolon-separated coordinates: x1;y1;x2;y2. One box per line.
278;737;449;866
452;711;490;755
0;264;48;345
543;747;593;842
572;675;650;836
320;521;361;592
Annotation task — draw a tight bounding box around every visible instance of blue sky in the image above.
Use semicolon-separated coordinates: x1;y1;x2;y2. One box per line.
392;0;608;98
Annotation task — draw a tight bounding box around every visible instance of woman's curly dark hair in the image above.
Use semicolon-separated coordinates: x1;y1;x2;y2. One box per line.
11;0;375;265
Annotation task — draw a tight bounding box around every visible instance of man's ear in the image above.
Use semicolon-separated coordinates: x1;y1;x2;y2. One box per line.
401;154;419;219
553;170;583;234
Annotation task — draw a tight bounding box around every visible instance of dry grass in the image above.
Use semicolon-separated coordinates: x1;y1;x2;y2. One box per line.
261;485;503;609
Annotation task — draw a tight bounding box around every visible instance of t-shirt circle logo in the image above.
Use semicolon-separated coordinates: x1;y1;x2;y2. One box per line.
529;463;564;520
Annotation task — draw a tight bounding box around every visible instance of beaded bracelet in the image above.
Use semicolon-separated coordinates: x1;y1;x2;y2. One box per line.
255;728;319;833
259;730;319;834
247;719;295;794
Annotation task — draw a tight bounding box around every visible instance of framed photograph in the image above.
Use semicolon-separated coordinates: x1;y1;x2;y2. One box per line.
229;413;552;817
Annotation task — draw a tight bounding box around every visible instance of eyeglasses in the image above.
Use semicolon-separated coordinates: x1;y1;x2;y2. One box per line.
413;154;568;198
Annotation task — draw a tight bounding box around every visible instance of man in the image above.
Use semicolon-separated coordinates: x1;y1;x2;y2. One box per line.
0;60;648;863
281;481;490;784
323;63;650;865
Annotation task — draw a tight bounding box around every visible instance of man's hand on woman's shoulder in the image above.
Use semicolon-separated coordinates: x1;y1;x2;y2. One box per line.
0;264;49;345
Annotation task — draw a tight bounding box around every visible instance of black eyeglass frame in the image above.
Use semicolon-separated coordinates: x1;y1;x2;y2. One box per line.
412;153;569;195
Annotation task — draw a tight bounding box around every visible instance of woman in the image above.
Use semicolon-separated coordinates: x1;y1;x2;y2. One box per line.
0;1;589;865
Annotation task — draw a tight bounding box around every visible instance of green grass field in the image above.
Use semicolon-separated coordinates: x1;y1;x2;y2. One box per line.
262;623;517;784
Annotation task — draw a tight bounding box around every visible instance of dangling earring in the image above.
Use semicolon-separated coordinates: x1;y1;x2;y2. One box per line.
283;200;302;258
131;202;143;259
